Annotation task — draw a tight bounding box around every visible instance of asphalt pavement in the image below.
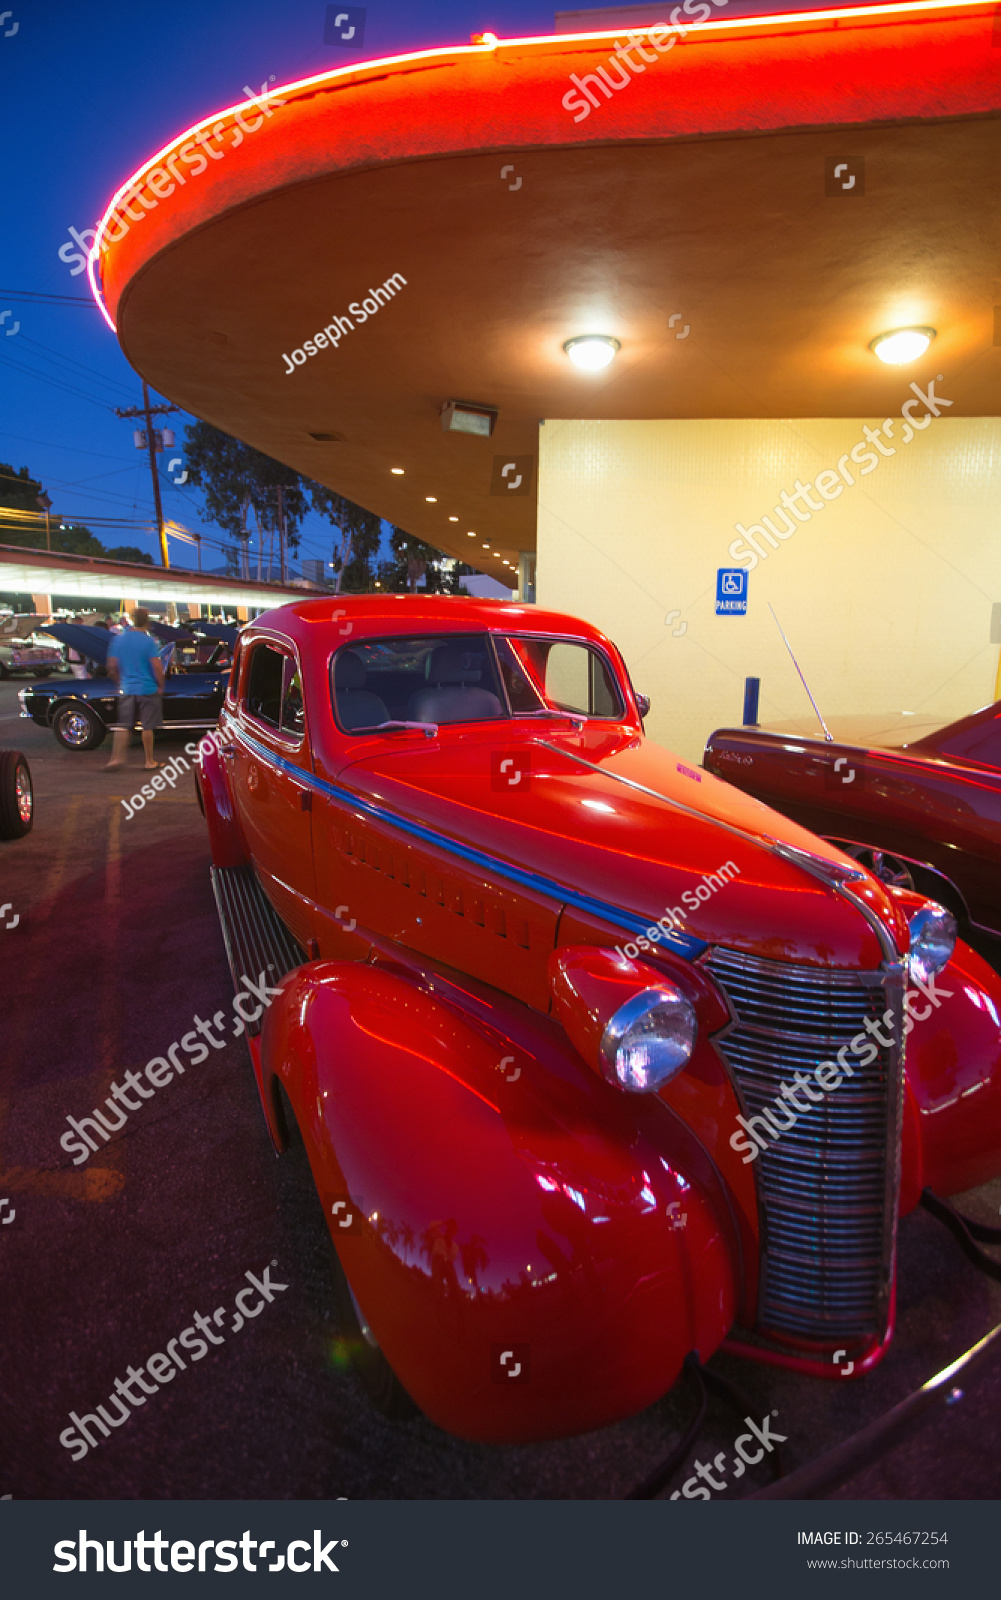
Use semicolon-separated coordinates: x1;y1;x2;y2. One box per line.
2;675;1000;1500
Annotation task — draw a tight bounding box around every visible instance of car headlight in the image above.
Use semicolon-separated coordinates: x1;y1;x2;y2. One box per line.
908;902;956;985
599;986;698;1093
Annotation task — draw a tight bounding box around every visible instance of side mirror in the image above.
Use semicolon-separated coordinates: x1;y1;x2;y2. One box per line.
635;692;651;720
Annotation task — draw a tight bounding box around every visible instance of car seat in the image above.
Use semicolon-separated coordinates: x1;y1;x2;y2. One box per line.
405;644;503;724
334;650;390;730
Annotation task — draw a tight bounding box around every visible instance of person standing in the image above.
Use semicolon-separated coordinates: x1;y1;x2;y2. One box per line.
105;608;164;770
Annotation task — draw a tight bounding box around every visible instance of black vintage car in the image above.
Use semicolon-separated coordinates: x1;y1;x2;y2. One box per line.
18;624;232;751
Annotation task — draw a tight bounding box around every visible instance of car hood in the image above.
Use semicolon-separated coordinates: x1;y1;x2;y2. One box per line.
337;724;907;969
39;623;111;665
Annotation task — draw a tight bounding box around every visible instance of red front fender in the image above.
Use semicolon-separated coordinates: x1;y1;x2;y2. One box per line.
260;959;740;1443
901;937;1001;1206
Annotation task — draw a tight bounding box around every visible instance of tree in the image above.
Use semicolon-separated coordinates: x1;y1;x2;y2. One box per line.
104;545;153;565
310;486;382;593
0;462;59;547
183;422;310;577
0;467;156;560
0;463;42;520
184;421;386;586
379;528;471;594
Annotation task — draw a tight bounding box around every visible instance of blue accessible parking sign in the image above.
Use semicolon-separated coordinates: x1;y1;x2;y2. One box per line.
716;568;748;615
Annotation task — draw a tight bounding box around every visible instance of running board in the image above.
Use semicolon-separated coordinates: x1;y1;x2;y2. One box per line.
210;864;307;1035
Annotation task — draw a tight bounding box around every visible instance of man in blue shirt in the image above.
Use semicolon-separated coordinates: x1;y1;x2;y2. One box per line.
105;608;165;770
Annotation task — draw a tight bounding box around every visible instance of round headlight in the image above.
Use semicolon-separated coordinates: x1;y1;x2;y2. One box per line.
908;902;956;985
599;985;697;1093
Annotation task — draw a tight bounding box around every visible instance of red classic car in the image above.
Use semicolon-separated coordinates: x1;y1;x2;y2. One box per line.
195;597;1001;1444
703;700;1001;938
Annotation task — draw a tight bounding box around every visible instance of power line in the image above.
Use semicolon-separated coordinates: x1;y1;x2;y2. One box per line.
14;334;140;403
0;348;118;412
0;289;97;306
0;429;145;464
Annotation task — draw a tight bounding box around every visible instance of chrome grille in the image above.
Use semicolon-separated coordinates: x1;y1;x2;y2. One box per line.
704;947;904;1344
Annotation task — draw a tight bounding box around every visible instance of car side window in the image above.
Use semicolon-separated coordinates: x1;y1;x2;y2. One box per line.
225;641;242;707
542;641;622;718
245;643;285;728
281;659;305;736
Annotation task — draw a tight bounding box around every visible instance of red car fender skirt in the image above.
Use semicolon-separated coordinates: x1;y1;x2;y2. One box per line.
902;938;1001;1202
195;736;248;868
260;960;740;1444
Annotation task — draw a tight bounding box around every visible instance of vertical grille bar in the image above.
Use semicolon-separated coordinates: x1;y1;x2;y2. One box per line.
704;948;905;1345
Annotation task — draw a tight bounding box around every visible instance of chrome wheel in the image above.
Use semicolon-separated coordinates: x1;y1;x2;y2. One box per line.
61;711;92;747
0;749;33;838
15;761;31;825
52;703;105;751
836;843;915;890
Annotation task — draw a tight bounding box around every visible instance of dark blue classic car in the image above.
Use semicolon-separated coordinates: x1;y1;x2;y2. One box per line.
18;624;233;751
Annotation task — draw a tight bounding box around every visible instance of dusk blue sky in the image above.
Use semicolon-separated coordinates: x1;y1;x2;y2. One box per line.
0;0;553;575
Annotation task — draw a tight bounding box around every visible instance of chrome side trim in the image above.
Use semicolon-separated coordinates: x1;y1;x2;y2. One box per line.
232;725;709;961
539;741;904;961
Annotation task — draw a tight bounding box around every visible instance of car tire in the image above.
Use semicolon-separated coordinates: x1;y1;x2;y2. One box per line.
273;1082;419;1423
33;668;53;678
833;842;915;890
0;750;33;838
327;1239;420;1423
52;702;107;751
827;838;971;927
0;661;8;680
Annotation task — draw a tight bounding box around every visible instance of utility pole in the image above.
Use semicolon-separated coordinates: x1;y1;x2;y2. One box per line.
276;485;287;584
36;490;52;552
114;383;181;568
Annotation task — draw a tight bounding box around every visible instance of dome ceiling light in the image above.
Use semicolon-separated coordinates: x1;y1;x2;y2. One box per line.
869;327;936;365
563;335;620;372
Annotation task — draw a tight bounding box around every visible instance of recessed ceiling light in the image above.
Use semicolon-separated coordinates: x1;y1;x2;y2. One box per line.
467;531;476;537
449;516;459;522
483;543;490;548
869;327;936;365
563;335;620;372
391;467;405;475
426;496;437;502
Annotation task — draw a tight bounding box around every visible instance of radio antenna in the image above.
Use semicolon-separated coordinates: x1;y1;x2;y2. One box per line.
768;604;834;743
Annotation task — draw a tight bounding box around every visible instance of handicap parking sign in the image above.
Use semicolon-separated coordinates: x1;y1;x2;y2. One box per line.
716;568;748;615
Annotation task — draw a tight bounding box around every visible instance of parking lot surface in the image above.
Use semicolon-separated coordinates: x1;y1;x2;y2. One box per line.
2;676;1000;1499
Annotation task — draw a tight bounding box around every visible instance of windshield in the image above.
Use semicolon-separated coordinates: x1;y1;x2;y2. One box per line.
331;632;624;733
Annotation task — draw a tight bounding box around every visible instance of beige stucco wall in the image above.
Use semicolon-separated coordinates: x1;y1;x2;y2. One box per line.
537;415;1001;763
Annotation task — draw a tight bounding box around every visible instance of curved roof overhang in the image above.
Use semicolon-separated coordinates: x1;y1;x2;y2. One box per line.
90;3;1001;576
